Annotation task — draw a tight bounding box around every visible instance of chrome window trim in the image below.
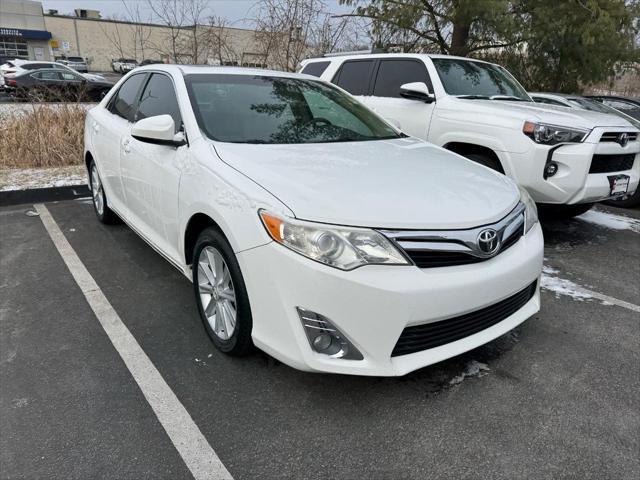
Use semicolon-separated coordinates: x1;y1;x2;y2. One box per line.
380;202;526;261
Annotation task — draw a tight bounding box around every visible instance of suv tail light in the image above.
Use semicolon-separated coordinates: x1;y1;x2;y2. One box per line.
6;79;17;86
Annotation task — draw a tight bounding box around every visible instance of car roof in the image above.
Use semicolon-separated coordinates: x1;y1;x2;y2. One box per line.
140;64;318;80
303;52;495;66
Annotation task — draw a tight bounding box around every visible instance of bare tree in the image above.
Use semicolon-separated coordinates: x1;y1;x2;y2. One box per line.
98;15;129;62
251;0;326;71
122;2;153;61
146;0;210;64
201;15;239;65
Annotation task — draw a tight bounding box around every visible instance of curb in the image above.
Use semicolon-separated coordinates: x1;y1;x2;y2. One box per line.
0;184;91;207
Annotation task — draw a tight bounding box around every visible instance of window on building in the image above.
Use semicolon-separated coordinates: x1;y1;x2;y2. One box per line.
332;60;374;96
372;60;432;98
136;74;182;131
109;73;147;122
0;37;29;59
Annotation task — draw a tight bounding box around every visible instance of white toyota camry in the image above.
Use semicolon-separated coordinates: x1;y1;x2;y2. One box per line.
84;65;543;376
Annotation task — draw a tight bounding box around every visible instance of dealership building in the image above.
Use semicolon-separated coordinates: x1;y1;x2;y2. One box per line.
0;0;267;71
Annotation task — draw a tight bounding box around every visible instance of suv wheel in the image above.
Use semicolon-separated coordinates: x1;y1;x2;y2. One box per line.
193;227;253;356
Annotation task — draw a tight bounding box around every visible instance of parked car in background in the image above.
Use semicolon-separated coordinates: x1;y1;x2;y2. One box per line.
4;68;113;101
140;59;163;66
586;96;640;121
84;65;543;375
1;60;107;84
111;58;138;73
531;92;640;208
55;56;89;73
302;53;640;218
530;93;640;129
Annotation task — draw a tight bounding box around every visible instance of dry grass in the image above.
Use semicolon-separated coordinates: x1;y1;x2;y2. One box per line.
0;103;87;168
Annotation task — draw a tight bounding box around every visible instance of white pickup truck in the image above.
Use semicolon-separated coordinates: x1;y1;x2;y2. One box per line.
301;53;640;217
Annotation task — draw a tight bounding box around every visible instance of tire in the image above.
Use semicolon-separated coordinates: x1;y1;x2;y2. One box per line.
193;227;253;356
463;153;505;174
602;189;640;208
89;159;119;224
538;203;594;220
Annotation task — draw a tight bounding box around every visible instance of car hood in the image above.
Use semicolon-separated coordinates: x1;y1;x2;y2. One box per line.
444;98;636;129
213;137;520;229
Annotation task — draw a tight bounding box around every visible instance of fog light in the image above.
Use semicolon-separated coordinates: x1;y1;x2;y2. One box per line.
312;333;332;351
296;308;363;360
545;162;558;178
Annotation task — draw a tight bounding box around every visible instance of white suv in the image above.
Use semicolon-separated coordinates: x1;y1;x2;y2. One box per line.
302;54;640;217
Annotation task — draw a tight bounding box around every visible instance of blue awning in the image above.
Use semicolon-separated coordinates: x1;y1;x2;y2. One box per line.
0;27;52;40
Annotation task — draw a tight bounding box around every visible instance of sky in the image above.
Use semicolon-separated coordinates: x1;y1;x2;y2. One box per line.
40;0;354;28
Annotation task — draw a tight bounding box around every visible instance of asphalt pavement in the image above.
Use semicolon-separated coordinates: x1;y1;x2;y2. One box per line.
1;199;638;480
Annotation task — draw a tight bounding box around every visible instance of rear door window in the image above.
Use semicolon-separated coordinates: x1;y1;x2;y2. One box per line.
332;60;374;95
372;59;432;98
109;73;147;122
136;73;182;131
301;61;330;77
32;71;63;81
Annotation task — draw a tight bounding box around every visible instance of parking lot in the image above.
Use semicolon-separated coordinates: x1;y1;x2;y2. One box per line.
0;196;637;479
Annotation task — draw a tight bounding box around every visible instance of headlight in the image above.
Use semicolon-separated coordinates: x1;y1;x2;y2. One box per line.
523;121;589;145
519;186;538;233
259;210;409;270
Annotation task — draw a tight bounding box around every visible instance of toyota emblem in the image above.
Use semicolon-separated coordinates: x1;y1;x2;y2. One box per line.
477;229;500;255
618;133;629;147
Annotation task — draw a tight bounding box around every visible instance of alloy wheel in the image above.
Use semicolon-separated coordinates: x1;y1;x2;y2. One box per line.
197;246;237;340
91;164;104;216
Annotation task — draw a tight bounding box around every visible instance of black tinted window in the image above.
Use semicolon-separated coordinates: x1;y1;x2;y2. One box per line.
23;63;53;70
373;60;430;98
334;60;373;95
301;61;330;77
136;74;182;131
110;74;146;122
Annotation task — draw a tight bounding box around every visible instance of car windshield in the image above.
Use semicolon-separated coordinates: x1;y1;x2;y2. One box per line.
570;98;640;128
185;74;402;144
567;97;611;113
432;58;531;101
68;57;84;62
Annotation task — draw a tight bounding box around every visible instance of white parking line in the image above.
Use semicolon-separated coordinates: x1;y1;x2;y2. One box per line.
542;266;640;313
34;204;233;480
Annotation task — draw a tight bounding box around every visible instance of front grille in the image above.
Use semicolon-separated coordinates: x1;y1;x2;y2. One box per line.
600;132;638;142
391;281;537;357
403;223;524;269
589;154;635;174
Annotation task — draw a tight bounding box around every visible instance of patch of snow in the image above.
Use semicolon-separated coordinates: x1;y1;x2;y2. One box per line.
577;209;640;233
0;166;86;191
541;265;603;303
449;360;490;385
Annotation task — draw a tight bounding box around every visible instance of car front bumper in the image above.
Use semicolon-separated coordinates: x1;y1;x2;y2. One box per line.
237;222;543;376
509;129;640;204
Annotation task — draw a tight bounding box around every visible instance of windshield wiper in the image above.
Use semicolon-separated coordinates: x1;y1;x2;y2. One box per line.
489;95;527;101
455;94;491;100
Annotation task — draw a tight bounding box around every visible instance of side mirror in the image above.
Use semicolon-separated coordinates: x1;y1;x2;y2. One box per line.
400;82;435;103
131;114;186;147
